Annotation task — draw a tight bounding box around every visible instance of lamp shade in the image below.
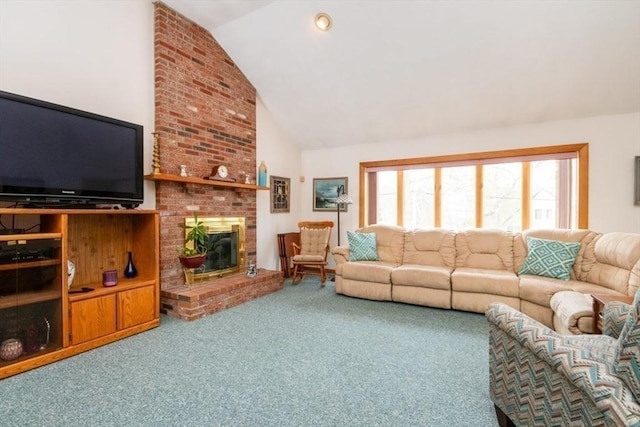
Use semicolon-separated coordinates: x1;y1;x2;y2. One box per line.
336;194;353;205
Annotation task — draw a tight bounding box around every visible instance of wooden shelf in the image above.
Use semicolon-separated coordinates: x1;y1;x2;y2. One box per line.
68;277;156;302
0;209;160;379
0;289;61;310
0;233;63;242
0;259;60;272
144;173;269;191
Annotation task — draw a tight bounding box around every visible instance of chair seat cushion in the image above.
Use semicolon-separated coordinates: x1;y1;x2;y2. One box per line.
292;254;326;263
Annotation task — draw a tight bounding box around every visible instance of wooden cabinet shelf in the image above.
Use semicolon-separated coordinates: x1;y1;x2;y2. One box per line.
144;173;269;191
0;259;60;272
0;208;160;379
0;289;61;310
0;233;63;242
68;278;156;302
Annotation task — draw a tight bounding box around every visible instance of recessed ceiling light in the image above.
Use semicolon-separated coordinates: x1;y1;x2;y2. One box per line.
315;13;332;31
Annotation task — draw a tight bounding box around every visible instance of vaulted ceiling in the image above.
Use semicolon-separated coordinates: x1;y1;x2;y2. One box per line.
163;0;640;150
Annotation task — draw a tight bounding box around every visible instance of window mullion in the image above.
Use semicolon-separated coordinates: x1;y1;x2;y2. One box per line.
557;159;571;228
435;168;442;227
522;162;530;230
476;165;483;228
397;170;404;227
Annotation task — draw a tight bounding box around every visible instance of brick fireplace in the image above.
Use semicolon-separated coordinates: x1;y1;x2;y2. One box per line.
154;3;282;320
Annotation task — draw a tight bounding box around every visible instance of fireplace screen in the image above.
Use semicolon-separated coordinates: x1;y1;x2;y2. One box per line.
184;216;245;279
204;231;238;272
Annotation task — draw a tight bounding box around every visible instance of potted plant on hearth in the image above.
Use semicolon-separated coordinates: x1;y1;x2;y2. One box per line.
178;213;208;269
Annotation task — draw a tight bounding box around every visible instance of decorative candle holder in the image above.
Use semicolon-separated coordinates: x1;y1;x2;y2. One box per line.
103;270;118;287
152;132;160;174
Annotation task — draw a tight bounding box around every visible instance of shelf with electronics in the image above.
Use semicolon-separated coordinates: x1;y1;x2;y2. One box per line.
0;208;160;379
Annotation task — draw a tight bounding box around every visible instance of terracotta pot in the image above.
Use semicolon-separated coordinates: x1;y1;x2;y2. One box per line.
179;254;206;269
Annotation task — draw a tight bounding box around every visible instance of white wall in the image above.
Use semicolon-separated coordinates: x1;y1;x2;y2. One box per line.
301;112;640;267
256;97;302;270
0;0;300;272
3;0;638;275
0;0;156;208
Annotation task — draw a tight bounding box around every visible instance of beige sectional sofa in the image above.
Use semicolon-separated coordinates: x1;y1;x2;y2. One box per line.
331;224;640;334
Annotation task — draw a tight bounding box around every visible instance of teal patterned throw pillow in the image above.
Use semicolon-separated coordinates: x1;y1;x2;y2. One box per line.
518;237;580;280
348;231;379;261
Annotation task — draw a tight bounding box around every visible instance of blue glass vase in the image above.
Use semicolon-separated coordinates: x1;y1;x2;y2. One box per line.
124;251;138;278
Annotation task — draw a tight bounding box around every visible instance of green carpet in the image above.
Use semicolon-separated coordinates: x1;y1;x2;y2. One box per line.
0;277;497;426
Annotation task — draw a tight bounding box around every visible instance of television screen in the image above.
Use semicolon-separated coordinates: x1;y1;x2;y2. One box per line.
0;90;143;207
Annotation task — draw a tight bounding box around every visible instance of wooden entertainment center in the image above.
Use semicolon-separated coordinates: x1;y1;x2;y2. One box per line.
0;208;159;379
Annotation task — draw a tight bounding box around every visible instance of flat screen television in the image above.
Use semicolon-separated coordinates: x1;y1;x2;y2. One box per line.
0;90;143;208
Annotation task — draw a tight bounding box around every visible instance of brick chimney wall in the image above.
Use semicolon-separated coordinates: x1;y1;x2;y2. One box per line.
154;3;257;290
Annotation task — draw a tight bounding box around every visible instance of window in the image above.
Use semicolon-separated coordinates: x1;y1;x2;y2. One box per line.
362;144;588;231
441;166;475;230
377;170;397;225
403;169;435;228
482;163;522;231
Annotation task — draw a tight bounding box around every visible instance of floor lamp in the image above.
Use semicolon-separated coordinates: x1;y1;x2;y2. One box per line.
335;184;353;246
331;184;352;282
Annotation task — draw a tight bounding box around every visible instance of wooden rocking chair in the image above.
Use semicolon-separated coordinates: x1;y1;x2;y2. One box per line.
291;221;334;285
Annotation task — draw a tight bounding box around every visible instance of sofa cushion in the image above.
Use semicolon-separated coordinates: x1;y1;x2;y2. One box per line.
455;229;515;271
518;237;580;280
586;232;640;295
357;224;405;265
452;267;519;297
341;261;395;284
391;264;452;290
515;229;599;281
402;228;456;268
615;291;640;401
347;231;379;261
519;275;578;307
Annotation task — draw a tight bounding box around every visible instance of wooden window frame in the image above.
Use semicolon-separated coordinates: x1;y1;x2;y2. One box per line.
359;143;588;229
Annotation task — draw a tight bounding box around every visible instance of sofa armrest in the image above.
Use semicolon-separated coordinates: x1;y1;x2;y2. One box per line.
486;303;640;424
331;245;350;265
487;303;614;367
603;301;633;339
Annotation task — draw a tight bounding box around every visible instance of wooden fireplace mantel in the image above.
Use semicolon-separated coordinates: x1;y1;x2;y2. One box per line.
144;173;269;191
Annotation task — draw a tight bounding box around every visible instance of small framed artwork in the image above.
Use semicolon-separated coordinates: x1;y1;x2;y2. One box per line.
270;176;290;213
313;177;348;212
635;156;640;206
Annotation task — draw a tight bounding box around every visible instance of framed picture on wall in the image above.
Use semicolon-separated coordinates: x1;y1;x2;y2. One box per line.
270;176;290;213
313;177;348;212
635;156;640;206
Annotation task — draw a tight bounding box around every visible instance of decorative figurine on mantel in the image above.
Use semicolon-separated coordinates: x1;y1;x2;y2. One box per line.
258;161;267;187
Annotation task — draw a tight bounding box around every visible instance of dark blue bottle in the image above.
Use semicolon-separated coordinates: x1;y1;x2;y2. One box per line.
124;251;138;278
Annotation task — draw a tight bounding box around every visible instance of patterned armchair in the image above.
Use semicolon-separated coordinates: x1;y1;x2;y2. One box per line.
486;291;640;427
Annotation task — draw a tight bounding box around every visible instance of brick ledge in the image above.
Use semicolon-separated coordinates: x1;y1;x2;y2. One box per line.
160;269;283;321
